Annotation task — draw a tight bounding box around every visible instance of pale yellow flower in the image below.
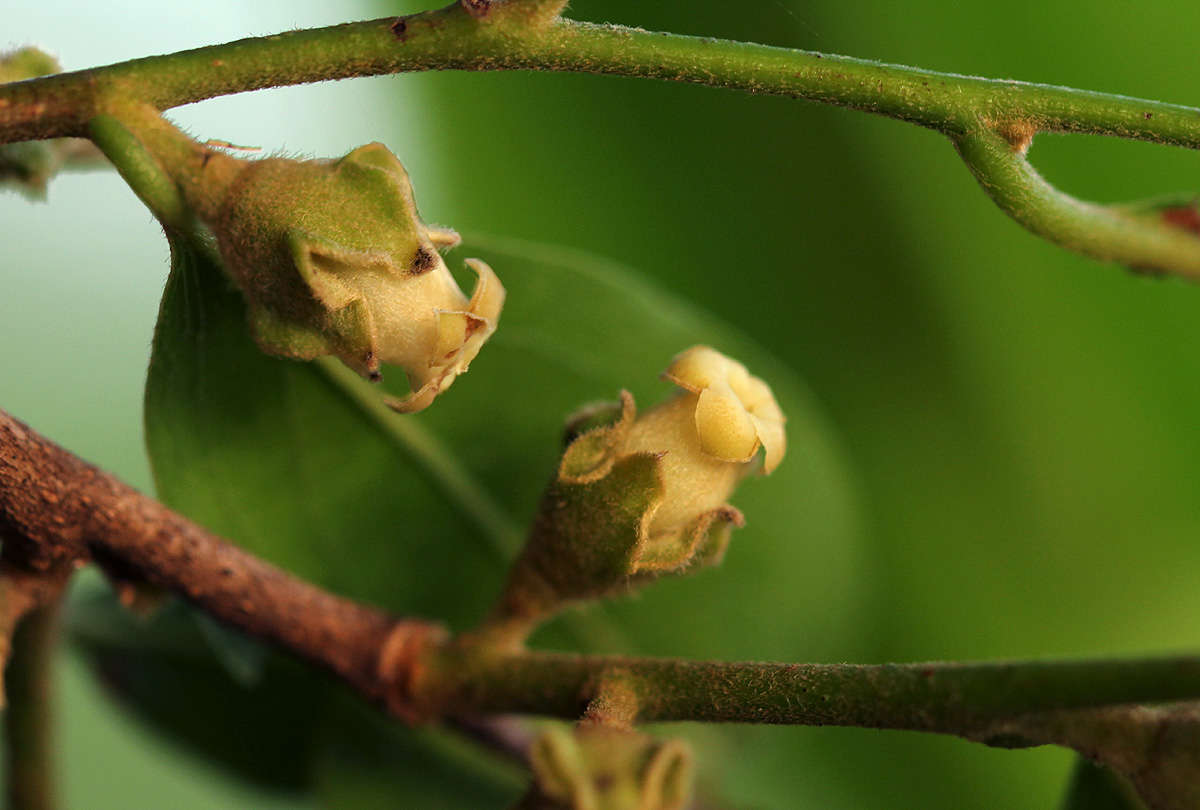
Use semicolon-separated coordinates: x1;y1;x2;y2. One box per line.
616;345;786;539
199;141;505;413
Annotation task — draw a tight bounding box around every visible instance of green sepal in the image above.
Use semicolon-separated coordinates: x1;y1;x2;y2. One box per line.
428;225;463;250
558;391;634;483
248;302;335;361
561;398;629;449
237;230;389;379
490;388;747;635
332;142;426;250
327;298;381;379
535;451;666;597
289;229;365;312
631;506;742;575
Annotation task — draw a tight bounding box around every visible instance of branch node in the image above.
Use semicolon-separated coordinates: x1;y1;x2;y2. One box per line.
985;117;1038;154
377;620;448;724
581;667;640;731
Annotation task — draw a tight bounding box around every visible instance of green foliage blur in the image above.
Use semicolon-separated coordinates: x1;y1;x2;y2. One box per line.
2;0;1200;807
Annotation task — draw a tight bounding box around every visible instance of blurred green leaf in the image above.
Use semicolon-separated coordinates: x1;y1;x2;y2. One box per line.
91;227;862;805
1060;758;1147;810
313;693;525;810
142;239;503;626
68;579;316;791
418;235;865;663
192;612;268;687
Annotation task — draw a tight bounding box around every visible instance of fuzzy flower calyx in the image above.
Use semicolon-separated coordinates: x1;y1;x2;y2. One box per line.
522;726;693;810
484;346;785;643
201;142;503;413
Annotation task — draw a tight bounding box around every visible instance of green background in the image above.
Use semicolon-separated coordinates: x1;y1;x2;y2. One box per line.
3;0;1200;807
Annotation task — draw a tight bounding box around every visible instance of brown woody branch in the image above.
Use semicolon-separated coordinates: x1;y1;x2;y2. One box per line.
0;407;442;714
8;396;1200;810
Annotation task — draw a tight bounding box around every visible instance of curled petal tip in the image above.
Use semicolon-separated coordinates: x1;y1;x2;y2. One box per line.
464;258;505;322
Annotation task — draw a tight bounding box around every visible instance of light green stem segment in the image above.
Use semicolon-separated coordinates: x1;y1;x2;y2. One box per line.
87;114;189;232
5;1;1200;277
956;130;1200;280
422;647;1200;737
0;1;1197;149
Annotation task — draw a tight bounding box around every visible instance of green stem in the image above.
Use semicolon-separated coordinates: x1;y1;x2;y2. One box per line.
87;113;190;232
421;647;1200;738
1;3;1198;148
956;129;1200;280
5;2;1200;276
5;603;61;810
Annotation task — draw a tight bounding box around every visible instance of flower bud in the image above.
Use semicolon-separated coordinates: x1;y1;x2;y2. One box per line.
521;726;693;810
200;142;503;412
485;346;785;642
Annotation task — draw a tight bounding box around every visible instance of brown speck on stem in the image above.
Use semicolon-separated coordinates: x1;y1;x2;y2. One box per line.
989;118;1037;154
460;0;492;19
1162;205;1200;236
390;18;408;39
1144;111;1154;120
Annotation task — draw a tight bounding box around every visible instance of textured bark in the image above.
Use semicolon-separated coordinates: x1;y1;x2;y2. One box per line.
0;408;440;710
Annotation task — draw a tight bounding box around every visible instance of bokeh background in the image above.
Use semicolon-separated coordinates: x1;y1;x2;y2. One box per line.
3;1;1200;807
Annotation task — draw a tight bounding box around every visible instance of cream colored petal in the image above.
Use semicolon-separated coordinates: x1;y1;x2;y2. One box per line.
450;311;492;372
730;374;773;411
723;356;752;392
464;258;505;322
383;382;439;414
662;345;726;392
641;739;695;810
749;412;786;474
435;310;469;358
694;385;759;462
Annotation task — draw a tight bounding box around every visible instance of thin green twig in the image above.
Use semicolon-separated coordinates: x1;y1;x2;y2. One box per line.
3;1;1199;277
2;3;1198;148
420;646;1200;737
957;129;1200;280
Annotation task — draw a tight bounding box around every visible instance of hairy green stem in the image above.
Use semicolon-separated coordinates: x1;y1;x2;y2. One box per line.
1;3;1198;148
4;1;1200;276
88;113;190;232
956;130;1200;280
420;647;1200;738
